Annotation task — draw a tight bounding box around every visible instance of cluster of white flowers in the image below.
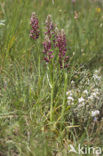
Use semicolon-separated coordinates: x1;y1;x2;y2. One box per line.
66;68;103;123
91;110;100;117
66;90;74;104
93;69;101;81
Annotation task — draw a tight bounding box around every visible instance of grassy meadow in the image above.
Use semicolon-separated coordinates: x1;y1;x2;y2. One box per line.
0;0;103;155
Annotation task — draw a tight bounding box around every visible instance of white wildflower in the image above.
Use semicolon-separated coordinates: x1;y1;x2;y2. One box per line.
94;69;100;74
83;90;88;95
66;92;69;95
92;92;98;97
93;88;99;95
93;74;101;81
78;97;85;103
94;88;99;92
91;110;100;117
71;80;75;84
88;95;94;100
88;90;99;100
67;96;74;101
66;90;72;96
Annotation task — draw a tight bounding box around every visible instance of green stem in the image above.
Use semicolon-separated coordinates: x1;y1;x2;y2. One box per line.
50;83;54;122
50;62;54;122
38;55;41;77
61;72;68;125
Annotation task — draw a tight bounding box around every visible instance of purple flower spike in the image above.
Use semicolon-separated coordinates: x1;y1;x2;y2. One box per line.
43;35;51;54
43;35;54;63
43;15;69;68
45;15;54;39
30;12;40;40
56;29;67;55
72;0;76;3
56;29;69;68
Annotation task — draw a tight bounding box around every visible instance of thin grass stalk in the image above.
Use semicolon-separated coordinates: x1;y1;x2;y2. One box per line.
49;61;54;122
61;72;68;127
50;82;54;122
